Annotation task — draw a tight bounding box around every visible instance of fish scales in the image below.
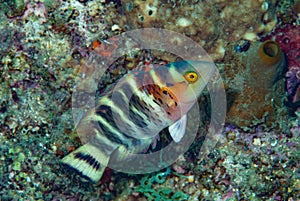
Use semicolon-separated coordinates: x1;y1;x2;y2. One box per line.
97;72;168;141
77;69;169;160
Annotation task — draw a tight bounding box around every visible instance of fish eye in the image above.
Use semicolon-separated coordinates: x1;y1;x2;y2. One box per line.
184;71;198;83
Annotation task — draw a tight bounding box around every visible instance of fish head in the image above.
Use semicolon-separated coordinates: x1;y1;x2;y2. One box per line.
133;60;216;121
146;60;216;121
165;60;215;105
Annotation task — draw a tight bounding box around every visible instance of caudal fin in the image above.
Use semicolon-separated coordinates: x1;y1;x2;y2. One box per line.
61;143;110;182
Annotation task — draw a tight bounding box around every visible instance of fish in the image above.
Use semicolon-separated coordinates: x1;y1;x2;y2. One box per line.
62;60;215;182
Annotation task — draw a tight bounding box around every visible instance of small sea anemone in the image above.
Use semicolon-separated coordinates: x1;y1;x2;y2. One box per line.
257;40;287;84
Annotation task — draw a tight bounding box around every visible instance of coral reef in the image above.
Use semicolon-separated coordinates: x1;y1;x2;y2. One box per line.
121;0;277;61
117;123;300;201
0;0;299;200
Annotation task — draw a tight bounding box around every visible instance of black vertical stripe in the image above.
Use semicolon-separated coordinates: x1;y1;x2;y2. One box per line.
130;93;150;112
97;120;126;145
129;94;150;128
128;106;148;127
95;104;137;145
95;105;129;146
74;152;101;171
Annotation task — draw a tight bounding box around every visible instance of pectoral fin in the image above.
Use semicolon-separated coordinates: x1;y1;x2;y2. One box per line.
168;114;187;143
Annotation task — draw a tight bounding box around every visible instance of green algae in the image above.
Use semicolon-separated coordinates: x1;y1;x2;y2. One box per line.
12;161;22;171
136;168;189;201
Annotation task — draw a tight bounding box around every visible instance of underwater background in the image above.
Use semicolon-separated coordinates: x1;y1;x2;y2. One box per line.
0;0;299;200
